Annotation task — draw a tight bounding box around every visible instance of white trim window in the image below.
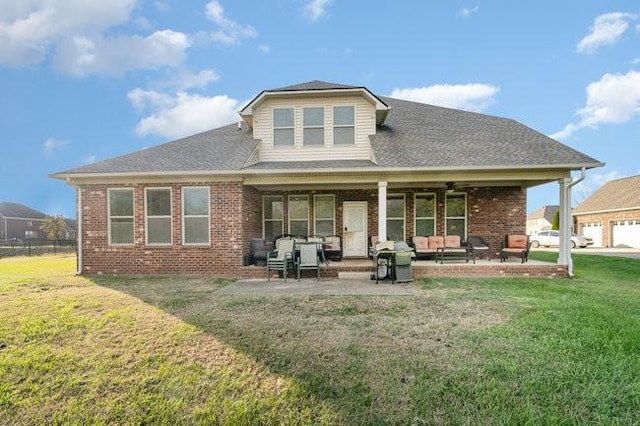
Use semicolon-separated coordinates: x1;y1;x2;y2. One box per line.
108;188;134;245
145;188;172;245
414;193;436;237
263;195;283;240
445;193;467;240
182;187;210;245
333;106;355;145
303;107;324;146
387;194;405;241
273;108;294;147
288;195;309;236
314;194;335;236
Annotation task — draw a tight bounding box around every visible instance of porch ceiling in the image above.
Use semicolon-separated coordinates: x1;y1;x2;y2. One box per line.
241;168;569;191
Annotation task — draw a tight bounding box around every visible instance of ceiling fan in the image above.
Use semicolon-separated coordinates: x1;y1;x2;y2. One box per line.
445;182;456;193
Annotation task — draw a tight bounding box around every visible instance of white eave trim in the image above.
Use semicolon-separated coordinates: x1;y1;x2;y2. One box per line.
51;161;603;183
573;206;640;216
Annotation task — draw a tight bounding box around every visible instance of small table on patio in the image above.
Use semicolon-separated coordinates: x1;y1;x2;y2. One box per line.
436;247;472;264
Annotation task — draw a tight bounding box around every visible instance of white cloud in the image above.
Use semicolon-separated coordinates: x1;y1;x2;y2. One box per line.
205;0;257;46
43;137;69;158
576;12;637;54
0;0;136;66
304;0;332;22
83;155;97;164
458;3;479;18
390;83;499;112
129;89;240;139
259;44;270;54
54;30;190;76
551;70;640;139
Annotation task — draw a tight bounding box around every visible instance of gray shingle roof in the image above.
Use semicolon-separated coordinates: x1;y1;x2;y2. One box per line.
373;97;600;168
266;80;360;92
57;123;258;174
574;175;640;214
0;202;47;219
528;205;559;221
53;81;602;177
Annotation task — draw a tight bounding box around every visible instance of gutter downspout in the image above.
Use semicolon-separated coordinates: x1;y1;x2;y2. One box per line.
559;167;586;277
75;184;83;275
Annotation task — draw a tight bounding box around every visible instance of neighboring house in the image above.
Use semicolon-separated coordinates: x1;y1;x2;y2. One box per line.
0;202;47;241
526;205;558;236
63;218;78;240
51;80;603;276
573;175;640;248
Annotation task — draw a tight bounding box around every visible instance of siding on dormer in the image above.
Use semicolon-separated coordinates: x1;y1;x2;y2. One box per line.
252;94;376;162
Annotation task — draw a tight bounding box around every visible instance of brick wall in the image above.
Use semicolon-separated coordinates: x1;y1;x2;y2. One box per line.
79;183;526;276
80;182;247;276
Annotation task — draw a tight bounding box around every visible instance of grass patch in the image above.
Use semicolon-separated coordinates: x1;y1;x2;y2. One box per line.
1;254;639;424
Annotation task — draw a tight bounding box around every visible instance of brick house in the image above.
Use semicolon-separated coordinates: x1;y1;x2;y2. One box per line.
573;175;640;248
52;81;602;277
526;205;559;236
0;202;47;241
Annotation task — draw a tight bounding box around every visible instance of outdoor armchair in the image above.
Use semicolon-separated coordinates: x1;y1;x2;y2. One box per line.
267;238;295;281
466;236;491;261
296;242;321;281
500;234;530;263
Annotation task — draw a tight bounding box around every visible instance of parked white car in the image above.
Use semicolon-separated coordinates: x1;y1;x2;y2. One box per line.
530;230;592;248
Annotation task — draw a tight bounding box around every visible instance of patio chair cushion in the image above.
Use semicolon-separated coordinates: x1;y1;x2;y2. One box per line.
444;235;461;248
428;236;445;249
412;236;429;250
507;235;528;249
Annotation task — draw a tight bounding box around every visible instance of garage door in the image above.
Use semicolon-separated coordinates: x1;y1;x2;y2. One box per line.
612;220;640;248
581;222;602;247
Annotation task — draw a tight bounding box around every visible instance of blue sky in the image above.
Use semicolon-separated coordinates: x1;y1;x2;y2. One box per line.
1;0;639;218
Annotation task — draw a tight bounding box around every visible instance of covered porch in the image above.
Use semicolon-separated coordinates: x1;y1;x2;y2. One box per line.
241;166;579;278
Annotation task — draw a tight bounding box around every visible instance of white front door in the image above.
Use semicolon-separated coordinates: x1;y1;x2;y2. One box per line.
343;202;367;257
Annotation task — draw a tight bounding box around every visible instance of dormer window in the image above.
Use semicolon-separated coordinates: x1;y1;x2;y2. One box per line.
333;106;354;145
273;108;294;146
303;107;324;146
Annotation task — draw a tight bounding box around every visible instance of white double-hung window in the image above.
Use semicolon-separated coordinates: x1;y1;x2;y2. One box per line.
415;193;436;237
303;107;324;146
273;108;294;147
145;188;172;245
108;188;134;245
445;193;467;239
289;195;309;236
182;187;210;245
333;106;355;145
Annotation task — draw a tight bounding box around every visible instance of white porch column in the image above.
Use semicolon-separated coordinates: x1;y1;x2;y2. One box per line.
378;181;388;242
558;177;572;270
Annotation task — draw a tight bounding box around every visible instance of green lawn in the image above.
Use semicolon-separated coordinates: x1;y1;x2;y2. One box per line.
0;253;638;425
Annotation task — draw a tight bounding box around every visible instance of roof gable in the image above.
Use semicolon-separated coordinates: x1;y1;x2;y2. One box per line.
574;175;640;214
0;202;47;219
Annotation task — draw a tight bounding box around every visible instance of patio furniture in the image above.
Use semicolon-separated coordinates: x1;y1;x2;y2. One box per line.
436;235;470;264
296;242;321;281
500;234;530;263
411;235;442;260
250;238;274;266
267;238;295;281
324;235;342;261
306;235;327;264
466;236;491;262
